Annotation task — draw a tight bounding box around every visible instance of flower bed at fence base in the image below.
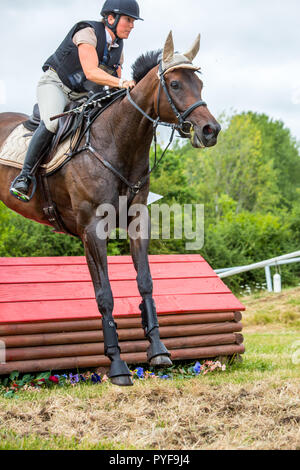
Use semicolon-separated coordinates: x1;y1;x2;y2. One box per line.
0;360;228;398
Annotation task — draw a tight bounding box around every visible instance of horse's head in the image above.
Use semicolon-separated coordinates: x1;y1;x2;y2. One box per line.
154;31;221;148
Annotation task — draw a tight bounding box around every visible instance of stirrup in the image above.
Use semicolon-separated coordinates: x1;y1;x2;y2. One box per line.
10;175;37;203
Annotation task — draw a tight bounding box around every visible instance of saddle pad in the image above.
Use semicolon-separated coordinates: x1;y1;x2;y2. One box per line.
0;123;71;174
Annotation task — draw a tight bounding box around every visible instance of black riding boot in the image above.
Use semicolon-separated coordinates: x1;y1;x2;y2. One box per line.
10;121;54;202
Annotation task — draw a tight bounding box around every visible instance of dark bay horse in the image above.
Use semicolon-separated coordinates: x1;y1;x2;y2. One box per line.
0;33;220;385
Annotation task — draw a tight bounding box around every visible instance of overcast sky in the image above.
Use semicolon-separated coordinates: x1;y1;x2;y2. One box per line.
0;0;299;142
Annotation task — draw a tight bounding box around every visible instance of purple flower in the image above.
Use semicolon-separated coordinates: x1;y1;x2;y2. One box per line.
160;375;170;379
69;373;79;384
136;367;144;379
193;362;202;375
91;373;101;384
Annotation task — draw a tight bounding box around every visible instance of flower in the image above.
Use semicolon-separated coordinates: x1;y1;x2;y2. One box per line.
159;375;170;379
49;376;59;384
91;373;101;384
193;361;202;375
145;371;156;379
69;373;80;384
134;367;144;379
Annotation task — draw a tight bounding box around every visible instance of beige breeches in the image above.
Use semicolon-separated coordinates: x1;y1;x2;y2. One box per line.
37;69;88;133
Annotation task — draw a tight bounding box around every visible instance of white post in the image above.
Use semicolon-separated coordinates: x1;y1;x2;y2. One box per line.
265;265;273;292
273;273;282;293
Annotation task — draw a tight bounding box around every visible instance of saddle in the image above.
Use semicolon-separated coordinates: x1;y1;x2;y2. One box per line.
23;100;85;165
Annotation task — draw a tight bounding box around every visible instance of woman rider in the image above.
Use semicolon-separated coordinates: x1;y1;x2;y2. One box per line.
10;0;143;202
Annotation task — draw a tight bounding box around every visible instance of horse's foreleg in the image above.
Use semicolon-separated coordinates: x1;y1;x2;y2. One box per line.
129;211;172;367
83;221;133;386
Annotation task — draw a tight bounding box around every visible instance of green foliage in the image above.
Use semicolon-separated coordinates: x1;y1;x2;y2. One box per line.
0;202;83;257
201;210;298;292
183;113;280;218
244;112;300;208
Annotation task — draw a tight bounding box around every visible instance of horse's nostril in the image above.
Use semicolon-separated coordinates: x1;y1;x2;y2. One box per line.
203;124;215;138
204;125;213;134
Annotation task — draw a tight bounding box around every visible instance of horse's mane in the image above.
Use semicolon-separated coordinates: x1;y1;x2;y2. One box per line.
131;49;162;83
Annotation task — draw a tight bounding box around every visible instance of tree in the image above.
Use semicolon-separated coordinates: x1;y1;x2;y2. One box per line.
183;113;280;219
243;112;300;208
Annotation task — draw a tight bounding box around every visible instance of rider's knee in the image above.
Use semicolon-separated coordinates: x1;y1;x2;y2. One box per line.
44;118;58;134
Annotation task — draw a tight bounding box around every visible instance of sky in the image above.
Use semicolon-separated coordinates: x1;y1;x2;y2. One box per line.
0;0;299;142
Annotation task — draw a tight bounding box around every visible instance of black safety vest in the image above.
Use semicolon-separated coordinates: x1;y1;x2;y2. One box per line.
43;21;123;93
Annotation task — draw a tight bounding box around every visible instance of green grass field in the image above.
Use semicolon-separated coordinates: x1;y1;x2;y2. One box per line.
0;287;299;450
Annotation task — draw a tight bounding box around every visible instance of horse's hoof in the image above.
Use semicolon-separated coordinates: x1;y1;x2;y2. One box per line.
110;375;134;387
150;355;173;367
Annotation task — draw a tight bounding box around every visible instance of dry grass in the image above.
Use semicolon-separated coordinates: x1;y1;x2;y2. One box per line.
241;286;300;327
0;287;299;450
0;378;299;450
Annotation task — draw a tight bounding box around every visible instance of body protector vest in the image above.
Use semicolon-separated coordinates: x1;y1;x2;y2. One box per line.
43;21;123;93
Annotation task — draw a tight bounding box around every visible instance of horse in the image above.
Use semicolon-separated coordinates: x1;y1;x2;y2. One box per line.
0;32;221;386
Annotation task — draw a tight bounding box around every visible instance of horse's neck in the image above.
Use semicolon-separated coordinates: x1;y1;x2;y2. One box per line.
107;70;158;165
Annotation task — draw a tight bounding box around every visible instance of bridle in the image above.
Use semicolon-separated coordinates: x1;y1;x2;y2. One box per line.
75;61;208;206
156;62;207;135
123;61;207;202
127;61;207;137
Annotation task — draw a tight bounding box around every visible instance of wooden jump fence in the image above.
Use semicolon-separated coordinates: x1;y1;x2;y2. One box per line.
0;255;245;374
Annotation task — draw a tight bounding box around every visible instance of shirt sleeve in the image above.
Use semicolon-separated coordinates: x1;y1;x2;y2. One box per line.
72;27;97;48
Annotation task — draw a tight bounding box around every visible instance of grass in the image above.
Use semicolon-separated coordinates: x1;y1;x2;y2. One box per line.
240;285;300;327
0;287;299;450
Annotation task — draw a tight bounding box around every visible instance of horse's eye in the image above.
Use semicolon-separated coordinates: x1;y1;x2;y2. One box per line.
170;81;180;90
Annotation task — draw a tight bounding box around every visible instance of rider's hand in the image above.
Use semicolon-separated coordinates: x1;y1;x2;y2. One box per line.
120;79;136;90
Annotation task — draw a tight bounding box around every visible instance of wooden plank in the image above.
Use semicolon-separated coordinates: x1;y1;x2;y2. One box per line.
0;261;216;284
4;334;242;361
0;277;231;303
0;312;242;336
0;254;205;266
0;293;245;323
1;322;242;347
0;344;245;374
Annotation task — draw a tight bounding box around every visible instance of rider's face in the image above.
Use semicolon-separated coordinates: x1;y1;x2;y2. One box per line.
108;15;135;39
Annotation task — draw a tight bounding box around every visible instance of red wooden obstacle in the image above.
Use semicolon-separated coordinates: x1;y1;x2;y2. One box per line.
0;255;245;374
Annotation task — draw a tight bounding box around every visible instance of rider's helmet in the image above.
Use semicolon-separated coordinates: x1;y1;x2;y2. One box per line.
101;0;143;37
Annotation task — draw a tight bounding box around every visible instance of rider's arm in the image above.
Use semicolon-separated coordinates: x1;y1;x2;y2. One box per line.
78;43;133;88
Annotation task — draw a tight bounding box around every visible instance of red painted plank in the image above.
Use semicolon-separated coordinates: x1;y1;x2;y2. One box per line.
0;277;231;303
0;254;204;266
0;293;245;323
0;261;217;284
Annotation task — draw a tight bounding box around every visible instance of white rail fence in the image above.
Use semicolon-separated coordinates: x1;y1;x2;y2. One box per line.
215;251;300;293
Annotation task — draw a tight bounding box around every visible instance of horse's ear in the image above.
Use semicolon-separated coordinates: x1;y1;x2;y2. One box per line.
163;31;175;64
184;34;201;62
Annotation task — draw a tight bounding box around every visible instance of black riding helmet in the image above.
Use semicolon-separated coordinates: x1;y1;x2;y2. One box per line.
101;0;143;37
